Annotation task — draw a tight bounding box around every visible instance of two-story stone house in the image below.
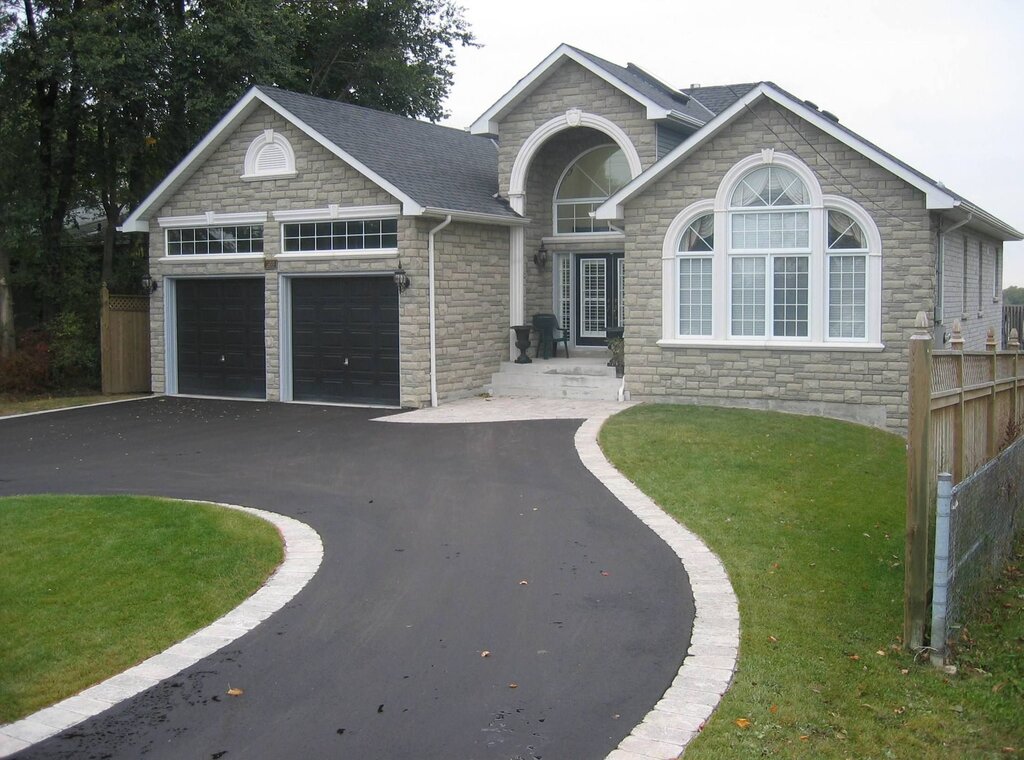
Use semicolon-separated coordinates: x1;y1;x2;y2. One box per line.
121;44;1021;431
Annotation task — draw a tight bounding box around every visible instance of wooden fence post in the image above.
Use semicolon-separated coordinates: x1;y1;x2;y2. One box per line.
1011;329;1021;429
950;321;964;482
905;311;933;652
986;328;998;457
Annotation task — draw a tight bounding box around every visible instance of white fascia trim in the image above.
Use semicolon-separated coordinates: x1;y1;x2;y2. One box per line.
469;44;672;135
275;251;398;260
420;207;529;226
121;88;267;233
596;83;961;219
542;231;624;244
120;87;424;232
656;339;885;352
159;254;263;263
157;211;268;228
272;204;402;222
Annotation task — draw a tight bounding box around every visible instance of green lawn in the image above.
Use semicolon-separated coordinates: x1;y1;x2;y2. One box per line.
0;392;147;417
0;495;283;723
600;405;1022;759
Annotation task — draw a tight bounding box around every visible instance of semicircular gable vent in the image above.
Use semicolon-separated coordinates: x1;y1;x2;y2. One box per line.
255;143;288;173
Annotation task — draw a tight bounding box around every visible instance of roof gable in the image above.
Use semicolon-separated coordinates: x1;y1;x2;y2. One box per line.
469;44;712;136
122;87;521;232
596;83;1022;241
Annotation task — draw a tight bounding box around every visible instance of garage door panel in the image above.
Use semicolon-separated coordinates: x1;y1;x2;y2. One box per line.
176;279;265;399
290;277;399;405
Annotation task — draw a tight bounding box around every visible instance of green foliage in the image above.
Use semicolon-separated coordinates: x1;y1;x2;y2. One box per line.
47;311;98;387
1004;286;1024;305
0;329;50;393
0;494;283;721
600;405;1024;758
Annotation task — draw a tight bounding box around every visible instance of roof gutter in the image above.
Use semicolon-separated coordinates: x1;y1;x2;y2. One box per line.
420;207;529;227
427;215;452;407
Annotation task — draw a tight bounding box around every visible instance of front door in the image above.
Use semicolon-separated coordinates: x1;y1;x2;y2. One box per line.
575;254;623;346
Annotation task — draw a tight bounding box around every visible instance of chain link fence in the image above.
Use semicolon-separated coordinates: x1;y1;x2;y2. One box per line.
930;436;1024;664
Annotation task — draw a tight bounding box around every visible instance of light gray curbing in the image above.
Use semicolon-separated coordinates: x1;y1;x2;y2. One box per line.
573;413;739;759
0;395;153;422
384;397;740;759
0;501;323;759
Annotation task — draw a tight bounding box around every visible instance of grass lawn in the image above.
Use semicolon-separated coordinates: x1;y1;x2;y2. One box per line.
0;494;283;723
0;392;147;417
600;405;1023;759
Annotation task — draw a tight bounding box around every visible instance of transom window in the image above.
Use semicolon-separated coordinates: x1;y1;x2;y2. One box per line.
663;154;881;348
554;145;631;234
282;218;398;253
167;225;263;256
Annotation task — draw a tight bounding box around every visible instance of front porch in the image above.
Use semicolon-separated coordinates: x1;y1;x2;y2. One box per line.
489;351;623;401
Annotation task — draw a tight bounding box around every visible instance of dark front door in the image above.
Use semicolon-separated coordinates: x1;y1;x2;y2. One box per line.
175;278;266;399
575;253;623;346
290;276;400;405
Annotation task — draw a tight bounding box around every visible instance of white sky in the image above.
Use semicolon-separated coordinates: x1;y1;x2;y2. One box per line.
439;0;1024;287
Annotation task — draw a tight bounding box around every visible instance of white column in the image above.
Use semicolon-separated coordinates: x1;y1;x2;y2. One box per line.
509;193;526;359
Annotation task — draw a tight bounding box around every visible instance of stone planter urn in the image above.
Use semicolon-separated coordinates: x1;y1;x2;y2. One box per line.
511;325;533;364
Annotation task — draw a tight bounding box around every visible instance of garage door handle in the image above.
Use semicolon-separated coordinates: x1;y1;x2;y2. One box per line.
220;355;226;363
344;357;349;366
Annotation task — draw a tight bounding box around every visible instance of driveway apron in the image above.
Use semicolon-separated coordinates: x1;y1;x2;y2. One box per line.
0;397;692;759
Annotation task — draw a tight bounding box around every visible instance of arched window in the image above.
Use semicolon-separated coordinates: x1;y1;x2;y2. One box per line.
554;145;631;234
243;129;296;179
662;154;882;348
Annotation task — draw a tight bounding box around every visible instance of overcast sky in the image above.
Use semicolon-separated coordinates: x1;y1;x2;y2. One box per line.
439;0;1024;287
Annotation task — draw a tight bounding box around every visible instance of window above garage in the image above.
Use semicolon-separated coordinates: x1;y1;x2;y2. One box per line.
280;218;398;254
166;225;264;256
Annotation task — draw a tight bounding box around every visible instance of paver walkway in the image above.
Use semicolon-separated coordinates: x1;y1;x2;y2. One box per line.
0;396;723;759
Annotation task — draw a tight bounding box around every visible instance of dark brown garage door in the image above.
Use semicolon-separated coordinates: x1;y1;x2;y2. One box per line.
176;278;265;399
291;276;399;405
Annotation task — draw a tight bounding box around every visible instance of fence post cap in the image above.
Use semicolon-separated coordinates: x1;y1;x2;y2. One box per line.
1009;327;1020;350
915;311;930;329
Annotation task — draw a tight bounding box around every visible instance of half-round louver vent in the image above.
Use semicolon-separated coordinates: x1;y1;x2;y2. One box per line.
243;129;296;178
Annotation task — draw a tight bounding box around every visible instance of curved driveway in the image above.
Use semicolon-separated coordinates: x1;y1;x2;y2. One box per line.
1;397;692;759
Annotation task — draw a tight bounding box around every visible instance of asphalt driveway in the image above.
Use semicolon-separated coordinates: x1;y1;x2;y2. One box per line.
0;397;692;759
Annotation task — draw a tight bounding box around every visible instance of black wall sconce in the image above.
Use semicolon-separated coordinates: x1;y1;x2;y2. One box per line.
141;274;158;293
534;241;549;269
393;264;411;293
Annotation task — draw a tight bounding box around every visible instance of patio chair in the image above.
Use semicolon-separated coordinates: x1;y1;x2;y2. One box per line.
532;313;570;359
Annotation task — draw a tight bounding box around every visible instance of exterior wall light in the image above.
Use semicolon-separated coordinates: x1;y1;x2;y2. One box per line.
534;241;549;269
141;274;158;293
393;265;411;293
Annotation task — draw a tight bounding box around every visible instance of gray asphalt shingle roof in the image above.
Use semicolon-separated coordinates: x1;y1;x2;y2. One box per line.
680;83;759;115
257;86;519;219
569;47;716;124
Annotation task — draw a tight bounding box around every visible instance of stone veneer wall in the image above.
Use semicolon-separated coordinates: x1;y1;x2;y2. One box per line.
937;227;1004;348
420;219;511;401
622;99;936;432
148;104;431;406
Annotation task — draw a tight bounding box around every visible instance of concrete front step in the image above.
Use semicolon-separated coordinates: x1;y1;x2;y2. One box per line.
490;364;622;401
497;360;617;377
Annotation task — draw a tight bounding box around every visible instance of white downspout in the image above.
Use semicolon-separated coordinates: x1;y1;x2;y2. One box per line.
428;215;452;407
935;212;973;333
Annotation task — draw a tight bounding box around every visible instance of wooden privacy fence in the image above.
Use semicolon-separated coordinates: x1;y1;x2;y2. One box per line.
100;284;151;394
904;313;1023;651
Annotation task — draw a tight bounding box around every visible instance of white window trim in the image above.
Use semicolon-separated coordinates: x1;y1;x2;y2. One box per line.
272;204;402;223
242;129;297;180
552;144;627;237
157;211;267;229
660;156;883;349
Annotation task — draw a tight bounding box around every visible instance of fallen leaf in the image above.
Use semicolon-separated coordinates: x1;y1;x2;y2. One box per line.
518;580;529;586
769;704;778;714
876;650;887;656
600;571;610;576
848;655;860;661
894;706;905;715
734;718;752;729
901;669;910;675
799;735;809;741
481;650;491;658
226;687;243;697
1002;748;1016;754
768;635;779;643
508;683;518;689
993;682;1006;693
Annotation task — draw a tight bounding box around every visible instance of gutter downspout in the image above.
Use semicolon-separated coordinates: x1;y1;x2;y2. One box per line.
428;215;452;407
935;212;973;329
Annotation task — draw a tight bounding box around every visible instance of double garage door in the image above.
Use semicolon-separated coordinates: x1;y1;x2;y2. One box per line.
175;277;399;405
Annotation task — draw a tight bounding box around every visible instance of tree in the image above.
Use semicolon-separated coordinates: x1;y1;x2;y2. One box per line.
1004;286;1024;306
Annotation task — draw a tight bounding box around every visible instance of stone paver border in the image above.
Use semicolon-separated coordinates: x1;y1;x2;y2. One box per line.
385;398;740;759
0;501;324;759
0;395;154;422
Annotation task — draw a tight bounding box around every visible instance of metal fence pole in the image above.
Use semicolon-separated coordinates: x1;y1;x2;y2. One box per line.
930;473;953;666
905;311;933;651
